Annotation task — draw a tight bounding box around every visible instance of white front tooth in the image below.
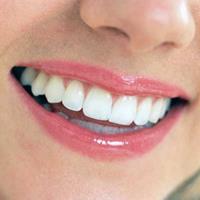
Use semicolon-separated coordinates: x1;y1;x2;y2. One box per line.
45;76;65;103
20;68;37;86
159;98;171;119
31;72;49;96
149;98;165;124
62;80;84;111
135;97;153;126
83;87;112;120
109;96;137;125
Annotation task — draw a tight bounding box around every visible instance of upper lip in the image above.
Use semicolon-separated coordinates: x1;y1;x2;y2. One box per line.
18;59;189;99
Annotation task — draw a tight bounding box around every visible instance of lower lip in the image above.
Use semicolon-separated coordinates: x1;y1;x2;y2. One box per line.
10;76;184;161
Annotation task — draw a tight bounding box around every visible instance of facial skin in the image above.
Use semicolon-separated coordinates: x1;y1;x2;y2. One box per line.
0;0;200;199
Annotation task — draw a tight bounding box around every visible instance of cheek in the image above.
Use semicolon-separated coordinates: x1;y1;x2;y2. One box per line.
0;0;75;51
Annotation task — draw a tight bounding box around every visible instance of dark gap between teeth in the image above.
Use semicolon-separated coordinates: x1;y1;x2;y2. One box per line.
10;66;189;132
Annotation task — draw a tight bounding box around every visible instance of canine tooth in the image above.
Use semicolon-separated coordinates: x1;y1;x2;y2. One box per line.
83;87;112;120
159;98;171;119
149;98;165;124
45;76;65;103
135;97;153;126
109;96;137;125
62;80;84;111
21;68;37;86
31;72;49;96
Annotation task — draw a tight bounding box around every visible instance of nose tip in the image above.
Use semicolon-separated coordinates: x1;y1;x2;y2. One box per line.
80;0;196;52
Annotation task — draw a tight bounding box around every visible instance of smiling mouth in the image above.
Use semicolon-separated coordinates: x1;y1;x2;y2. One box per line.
10;61;189;161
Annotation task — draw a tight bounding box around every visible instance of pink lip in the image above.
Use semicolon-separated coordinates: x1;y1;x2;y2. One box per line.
11;60;187;161
19;60;189;98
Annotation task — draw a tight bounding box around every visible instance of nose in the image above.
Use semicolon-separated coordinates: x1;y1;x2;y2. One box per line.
80;0;195;52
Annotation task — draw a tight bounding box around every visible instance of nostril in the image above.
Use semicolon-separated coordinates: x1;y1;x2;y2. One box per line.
162;42;177;47
154;41;178;51
97;26;130;40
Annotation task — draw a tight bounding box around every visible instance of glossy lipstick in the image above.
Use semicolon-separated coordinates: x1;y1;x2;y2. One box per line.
20;60;189;99
10;60;188;161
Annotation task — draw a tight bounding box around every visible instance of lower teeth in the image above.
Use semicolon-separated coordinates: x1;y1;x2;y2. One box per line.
70;118;152;135
57;111;153;135
43;103;53;112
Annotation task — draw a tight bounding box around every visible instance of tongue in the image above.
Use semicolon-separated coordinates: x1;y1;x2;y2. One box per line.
51;103;136;128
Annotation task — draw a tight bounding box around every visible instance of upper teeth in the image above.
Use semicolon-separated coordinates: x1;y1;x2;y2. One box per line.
31;72;49;96
20;67;38;86
109;96;137;125
62;80;85;112
83;87;112;121
21;68;171;126
45;76;65;103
